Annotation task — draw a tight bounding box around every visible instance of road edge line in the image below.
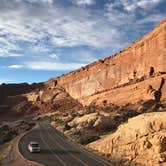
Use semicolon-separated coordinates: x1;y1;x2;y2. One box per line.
17;124;44;166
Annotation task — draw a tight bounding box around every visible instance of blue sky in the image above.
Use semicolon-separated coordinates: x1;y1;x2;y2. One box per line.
0;0;165;84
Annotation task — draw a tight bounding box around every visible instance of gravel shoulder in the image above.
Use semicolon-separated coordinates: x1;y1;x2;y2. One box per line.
0;131;42;166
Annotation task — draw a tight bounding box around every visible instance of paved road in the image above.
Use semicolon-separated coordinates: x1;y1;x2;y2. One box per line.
18;121;111;166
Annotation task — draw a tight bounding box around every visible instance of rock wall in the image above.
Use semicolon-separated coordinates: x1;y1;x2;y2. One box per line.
87;112;166;165
46;18;166;106
81;75;166;106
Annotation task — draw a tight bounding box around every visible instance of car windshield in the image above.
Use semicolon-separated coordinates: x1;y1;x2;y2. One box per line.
31;143;39;147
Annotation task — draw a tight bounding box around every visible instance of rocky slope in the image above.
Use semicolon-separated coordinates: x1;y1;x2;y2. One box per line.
87;112;166;165
0;84;83;121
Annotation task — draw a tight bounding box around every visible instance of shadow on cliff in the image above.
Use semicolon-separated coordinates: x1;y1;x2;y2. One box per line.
0;82;44;120
154;77;165;102
144;77;165;111
0;95;40;121
0;83;44;104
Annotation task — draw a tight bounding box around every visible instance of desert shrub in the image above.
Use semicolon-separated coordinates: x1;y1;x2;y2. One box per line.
64;123;71;130
80;134;100;145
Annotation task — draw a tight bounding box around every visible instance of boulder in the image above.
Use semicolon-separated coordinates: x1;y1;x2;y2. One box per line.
68;113;112;131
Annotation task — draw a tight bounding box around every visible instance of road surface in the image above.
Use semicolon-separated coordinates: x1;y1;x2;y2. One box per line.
18;121;111;166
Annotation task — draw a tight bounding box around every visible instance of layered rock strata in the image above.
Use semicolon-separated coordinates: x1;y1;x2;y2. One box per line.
46;18;166;106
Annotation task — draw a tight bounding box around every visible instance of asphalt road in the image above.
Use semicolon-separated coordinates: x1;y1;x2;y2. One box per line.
18;121;111;166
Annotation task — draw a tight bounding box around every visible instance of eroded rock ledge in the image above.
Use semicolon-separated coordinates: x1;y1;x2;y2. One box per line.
87;112;166;165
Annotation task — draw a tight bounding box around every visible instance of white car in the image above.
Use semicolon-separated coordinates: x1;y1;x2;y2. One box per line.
28;141;40;153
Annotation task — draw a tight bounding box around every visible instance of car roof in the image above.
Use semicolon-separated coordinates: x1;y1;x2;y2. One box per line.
30;141;39;144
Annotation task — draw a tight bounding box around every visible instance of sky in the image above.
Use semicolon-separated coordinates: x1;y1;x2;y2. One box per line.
0;0;165;84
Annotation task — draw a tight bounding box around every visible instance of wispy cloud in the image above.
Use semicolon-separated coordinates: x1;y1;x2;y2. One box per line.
107;0;164;12
15;0;54;4
6;61;86;71
25;61;86;71
49;53;59;59
105;0;165;44
0;79;12;84
127;0;163;11
72;0;95;6
8;65;24;69
0;0;124;53
0;36;23;57
0;0;164;60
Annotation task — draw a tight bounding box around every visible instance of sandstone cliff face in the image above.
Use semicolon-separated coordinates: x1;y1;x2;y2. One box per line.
87;112;166;165
81;75;166;106
47;18;166;106
23;86;83;114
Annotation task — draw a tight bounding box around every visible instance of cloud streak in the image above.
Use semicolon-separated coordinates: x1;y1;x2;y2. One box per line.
72;0;95;6
0;0;164;58
6;62;86;71
8;65;24;69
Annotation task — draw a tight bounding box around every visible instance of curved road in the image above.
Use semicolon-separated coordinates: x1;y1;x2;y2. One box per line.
18;121;111;166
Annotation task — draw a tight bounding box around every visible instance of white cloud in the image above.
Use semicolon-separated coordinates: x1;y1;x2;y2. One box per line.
6;61;86;71
108;0;164;12
49;53;59;59
136;0;163;10
72;0;95;6
0;50;23;57
25;61;86;71
8;65;24;69
0;0;122;52
136;13;165;25
15;0;54;4
0;36;23;57
105;0;165;43
0;79;12;84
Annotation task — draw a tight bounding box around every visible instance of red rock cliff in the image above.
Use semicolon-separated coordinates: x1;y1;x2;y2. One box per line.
47;18;166;106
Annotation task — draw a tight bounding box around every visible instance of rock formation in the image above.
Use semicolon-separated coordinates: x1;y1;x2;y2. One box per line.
87;112;166;165
46;18;166;106
68;112;111;131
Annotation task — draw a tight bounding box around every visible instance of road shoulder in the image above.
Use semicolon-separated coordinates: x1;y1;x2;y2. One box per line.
0;129;42;166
